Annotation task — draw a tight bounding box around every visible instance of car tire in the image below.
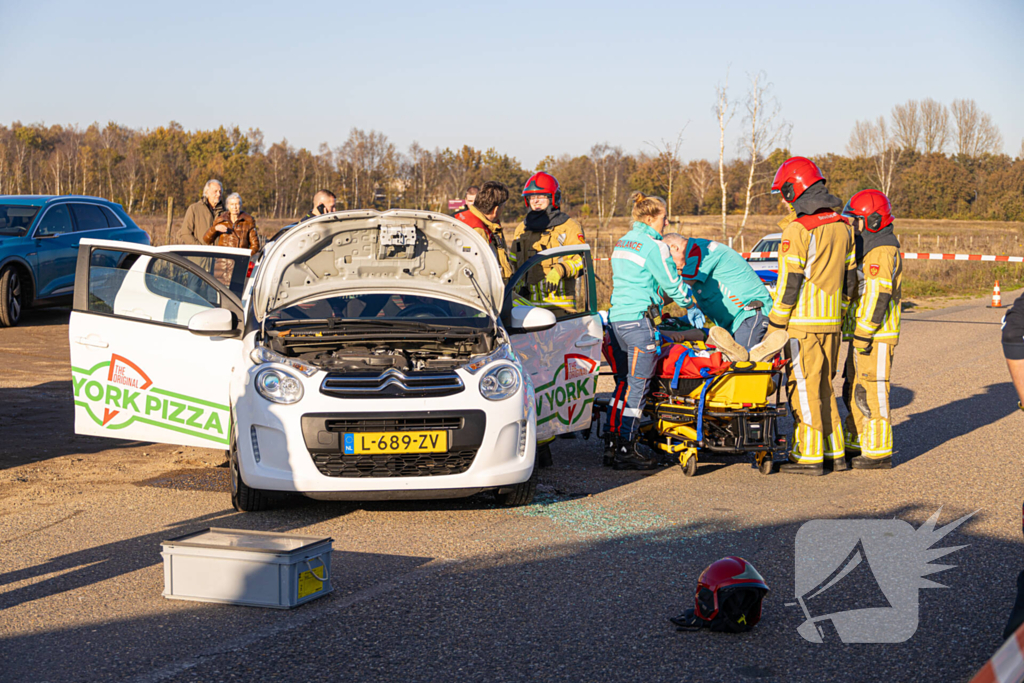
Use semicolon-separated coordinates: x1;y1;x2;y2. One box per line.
493;466;537;507
0;266;26;327
230;439;274;512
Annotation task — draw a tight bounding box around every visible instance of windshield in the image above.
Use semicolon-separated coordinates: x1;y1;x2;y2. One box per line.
271;293;487;322
748;239;780;262
0;205;40;236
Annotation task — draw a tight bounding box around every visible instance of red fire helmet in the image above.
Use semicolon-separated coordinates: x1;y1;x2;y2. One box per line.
522;171;561;210
694;556;770;624
771;157;826;202
842;189;894;232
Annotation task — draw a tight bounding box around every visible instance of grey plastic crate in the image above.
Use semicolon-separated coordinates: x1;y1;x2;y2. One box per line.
161;528;333;609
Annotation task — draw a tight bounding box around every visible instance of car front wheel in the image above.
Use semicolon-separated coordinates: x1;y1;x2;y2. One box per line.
0;266;25;327
493;466;537;507
230;438;275;512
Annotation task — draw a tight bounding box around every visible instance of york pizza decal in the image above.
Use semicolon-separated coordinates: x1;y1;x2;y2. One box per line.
534;354;599;427
71;354;230;445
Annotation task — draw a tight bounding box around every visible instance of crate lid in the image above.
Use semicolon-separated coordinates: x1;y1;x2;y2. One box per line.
162;527;332;554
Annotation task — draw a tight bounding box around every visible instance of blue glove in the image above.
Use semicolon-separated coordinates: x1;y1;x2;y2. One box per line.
686;307;706;330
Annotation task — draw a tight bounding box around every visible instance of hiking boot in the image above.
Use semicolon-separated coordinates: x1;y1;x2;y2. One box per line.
830;456;849;472
779;461;824;476
612;439;658;471
851;455;892;470
749;330;790;363
708;326;749;362
536;442;553;468
602;434;618;467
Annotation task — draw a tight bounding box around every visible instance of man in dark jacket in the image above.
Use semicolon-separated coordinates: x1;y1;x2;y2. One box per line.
177;180;224;245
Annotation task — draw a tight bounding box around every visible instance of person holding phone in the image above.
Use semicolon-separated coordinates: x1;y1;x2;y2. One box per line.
204;192;261;255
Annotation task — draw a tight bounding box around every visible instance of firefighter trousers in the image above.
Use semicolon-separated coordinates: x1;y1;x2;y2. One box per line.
784;331;844;464
842;341;894;459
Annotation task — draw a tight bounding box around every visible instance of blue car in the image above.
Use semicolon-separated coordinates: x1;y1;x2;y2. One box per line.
0;196;150;326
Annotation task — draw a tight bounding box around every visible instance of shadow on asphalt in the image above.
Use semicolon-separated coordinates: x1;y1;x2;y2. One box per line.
0;380;148;470
894;381;1018;465
11;306;71;328
1;503;1018;683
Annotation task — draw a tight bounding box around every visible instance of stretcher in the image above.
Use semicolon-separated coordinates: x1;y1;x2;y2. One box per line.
595;339;788;477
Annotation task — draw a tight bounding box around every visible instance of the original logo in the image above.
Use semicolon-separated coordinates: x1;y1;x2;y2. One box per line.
789;508;976;643
534;354;599;430
72;354;230;445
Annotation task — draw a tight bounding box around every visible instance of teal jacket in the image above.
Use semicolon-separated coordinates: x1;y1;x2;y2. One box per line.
609;222;693;323
679;238;773;334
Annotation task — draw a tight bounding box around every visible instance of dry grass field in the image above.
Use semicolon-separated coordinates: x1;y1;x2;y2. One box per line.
134;212;1024;308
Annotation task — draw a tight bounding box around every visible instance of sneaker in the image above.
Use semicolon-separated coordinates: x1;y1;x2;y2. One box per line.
749;330;789;363
708;326;749;362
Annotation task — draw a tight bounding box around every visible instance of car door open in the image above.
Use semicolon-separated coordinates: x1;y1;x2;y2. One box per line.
502;245;603;441
69;239;245;449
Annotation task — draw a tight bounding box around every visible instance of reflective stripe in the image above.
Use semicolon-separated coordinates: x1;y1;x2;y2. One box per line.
612;250;646;266
623;408;642;417
876;342;888;419
803;233;817;279
790;339;813;421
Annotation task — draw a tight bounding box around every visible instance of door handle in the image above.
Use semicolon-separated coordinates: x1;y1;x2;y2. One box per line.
74;336;109;349
574;335;602;348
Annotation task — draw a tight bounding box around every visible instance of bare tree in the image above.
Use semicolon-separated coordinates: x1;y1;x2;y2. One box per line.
588;143;625;229
713;70;737;239
891;100;921;152
919;98;950;154
1019;138;1024;161
847;117;902;196
644;125;688;217
737;71;790;236
951;98;1003;158
685;159;714;214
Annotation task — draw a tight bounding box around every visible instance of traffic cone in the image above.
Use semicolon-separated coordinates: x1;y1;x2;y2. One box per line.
989;280;1002;308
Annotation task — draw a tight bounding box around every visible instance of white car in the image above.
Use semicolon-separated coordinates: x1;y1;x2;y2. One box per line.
746;232;781;295
69;210;603;510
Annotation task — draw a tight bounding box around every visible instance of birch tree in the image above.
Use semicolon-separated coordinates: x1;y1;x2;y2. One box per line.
891;100;922;152
737;71;790;236
847;117;901;196
920;98;950;153
644;125;688;216
685;159;714;214
950;98;1003;158
713;71;736;239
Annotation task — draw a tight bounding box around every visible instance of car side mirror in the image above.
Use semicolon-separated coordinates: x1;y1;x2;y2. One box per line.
508;305;557;333
188;308;239;337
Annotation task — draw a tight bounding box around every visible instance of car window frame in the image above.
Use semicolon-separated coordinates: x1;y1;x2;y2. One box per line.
68;202;112;234
501;245;597;327
31;203;75;238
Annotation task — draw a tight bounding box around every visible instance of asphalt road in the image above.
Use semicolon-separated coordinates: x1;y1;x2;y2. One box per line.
1;295;1022;683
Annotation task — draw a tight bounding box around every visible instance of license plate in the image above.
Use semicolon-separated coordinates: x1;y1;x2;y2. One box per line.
342;431;447;455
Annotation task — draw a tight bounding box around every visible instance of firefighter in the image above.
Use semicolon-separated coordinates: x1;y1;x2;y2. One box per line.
605;193;696;470
840;189;902;470
767;157;857;475
509;172;588;468
453;181;514;279
509;172;587;305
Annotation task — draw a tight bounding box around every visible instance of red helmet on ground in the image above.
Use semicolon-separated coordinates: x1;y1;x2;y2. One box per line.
522;172;561;210
842;189;894;232
693;556;769;631
771;156;826;203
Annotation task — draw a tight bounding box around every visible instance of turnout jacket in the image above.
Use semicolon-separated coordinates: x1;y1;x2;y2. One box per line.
454;204;513;279
842;242;902;348
509;216;586;285
609;221;693;323
767;211;856;334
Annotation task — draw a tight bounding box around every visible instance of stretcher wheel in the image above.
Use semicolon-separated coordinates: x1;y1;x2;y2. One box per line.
679;448;698;477
756;451;773;475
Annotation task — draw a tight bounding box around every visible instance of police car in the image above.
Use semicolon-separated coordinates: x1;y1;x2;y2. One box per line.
68;210;602;510
746;232;781;295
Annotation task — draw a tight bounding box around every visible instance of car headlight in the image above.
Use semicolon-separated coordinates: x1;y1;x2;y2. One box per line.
480;364;521;401
255;367;304;404
462;344;516;374
250;345;317;377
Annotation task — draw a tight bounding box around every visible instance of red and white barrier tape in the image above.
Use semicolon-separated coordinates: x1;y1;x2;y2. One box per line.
969;625;1024;683
594;252;1024;263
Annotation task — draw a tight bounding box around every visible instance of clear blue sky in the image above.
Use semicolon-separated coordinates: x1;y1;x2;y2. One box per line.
1;0;1021;167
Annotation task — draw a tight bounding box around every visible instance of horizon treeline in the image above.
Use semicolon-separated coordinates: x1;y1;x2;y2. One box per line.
0;101;1021;238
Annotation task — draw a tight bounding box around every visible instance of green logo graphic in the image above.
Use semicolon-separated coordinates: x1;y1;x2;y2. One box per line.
72;354;229;445
535;354;599;426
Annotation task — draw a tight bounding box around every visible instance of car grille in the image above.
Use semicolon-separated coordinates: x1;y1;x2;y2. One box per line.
301;411;486;479
320;369;464;399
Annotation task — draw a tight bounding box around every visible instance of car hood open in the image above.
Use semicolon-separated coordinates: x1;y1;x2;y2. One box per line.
253;210;505;321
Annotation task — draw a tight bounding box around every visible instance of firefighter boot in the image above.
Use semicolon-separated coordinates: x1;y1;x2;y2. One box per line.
851;455;892;470
602;433;618;467
708;326;749;362
536;442;553;469
612;438;658;471
779;461;824;476
831;455;849;472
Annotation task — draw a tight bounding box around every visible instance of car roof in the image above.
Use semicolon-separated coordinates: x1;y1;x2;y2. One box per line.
756;232;782;241
0;195;122;208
